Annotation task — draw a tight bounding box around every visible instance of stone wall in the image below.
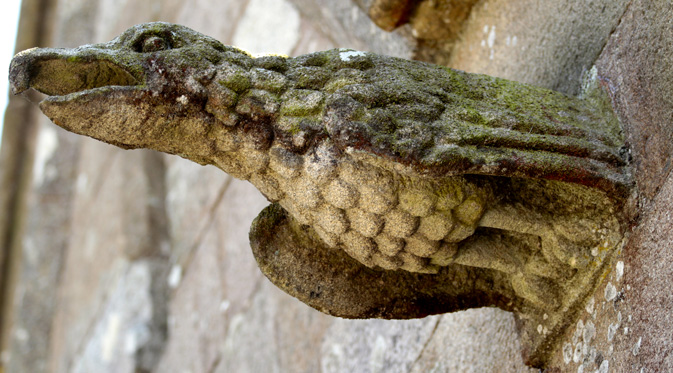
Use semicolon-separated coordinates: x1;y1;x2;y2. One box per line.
0;0;671;372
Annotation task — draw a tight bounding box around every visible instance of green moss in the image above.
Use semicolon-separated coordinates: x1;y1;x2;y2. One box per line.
279;89;325;116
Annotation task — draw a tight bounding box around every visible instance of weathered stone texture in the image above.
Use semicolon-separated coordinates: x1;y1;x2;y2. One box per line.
619;172;673;370
595;0;673;200
546;0;673;371
450;0;629;96
1;0;671;372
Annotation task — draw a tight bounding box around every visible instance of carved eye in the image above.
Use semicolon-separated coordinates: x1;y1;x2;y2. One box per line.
141;36;170;53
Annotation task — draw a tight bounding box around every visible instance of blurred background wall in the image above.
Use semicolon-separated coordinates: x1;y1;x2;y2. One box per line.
0;0;671;372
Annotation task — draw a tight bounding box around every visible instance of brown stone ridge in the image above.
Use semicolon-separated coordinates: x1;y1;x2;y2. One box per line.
368;0;480;40
619;172;673;371
573;0;673;371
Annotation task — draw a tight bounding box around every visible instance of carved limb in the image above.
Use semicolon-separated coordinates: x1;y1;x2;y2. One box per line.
250;200;624;367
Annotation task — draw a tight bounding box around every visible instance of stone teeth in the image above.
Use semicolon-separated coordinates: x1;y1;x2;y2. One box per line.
417;211;454;241
454;195;486;226
436;184;464;211
372;252;402;270
287;178;321;209
399;188;436;217
340;160;392;186
244;144;480;275
324;179;359;209
398;252;432;273
346;208;383;238
341;230;376;266
430;243;458;266
374;233;405;257
249;173;284;202
358;186;397;214
313;204;349;235
313;225;339;247
445;223;477;243
280;199;310;226
405;233;441;257
383;208;419;238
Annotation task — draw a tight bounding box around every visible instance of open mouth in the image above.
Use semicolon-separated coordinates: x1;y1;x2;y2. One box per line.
9;48;141;100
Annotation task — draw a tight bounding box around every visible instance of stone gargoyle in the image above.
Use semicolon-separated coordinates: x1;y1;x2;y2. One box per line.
9;22;633;367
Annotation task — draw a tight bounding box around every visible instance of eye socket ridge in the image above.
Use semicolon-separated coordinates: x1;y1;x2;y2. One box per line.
132;32;174;53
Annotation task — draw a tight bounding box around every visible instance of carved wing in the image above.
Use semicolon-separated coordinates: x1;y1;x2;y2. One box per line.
316;52;629;197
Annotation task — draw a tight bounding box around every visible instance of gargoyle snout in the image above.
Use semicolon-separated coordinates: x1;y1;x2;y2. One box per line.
9;47;139;97
8;48;40;95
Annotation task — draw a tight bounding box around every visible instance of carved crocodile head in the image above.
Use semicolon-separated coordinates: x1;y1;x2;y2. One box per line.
10;22;251;164
10;22;633;368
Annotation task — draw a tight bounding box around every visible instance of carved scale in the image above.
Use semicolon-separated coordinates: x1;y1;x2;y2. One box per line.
9;23;632;367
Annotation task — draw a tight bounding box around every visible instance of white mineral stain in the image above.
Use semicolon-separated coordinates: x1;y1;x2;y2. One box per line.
632;337;642;356
585;297;595;314
598;360;609;373
167;265;182;288
177;95;189;105
350;6;358;23
487;26;496;60
588;347;597;363
101;313;121;362
487;27;496;47
583;321;595;345
537;324;543;334
33;125;59;187
616;261;624;281
14;328;28;342
573;342;583;363
572;319;584;345
604;282;617;301
124;324;150;355
370;335;388;373
607;323;619;342
322;343;345;373
219;300;231;313
84;230;98;260
339;50;366;62
76;173;88;193
232;0;300;55
505;35;518;47
563;342;573;364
